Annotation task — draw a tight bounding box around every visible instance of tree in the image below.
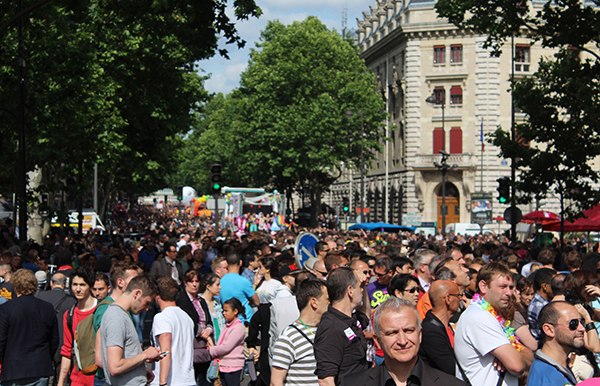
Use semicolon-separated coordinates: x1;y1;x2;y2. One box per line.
436;0;600;226
227;17;386;227
0;0;261;229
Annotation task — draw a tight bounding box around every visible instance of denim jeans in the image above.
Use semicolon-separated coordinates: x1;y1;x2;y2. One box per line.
5;377;50;386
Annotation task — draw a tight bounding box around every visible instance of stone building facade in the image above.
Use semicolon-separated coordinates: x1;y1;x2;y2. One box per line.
327;0;555;229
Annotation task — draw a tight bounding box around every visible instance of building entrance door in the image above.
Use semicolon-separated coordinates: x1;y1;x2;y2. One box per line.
437;182;460;228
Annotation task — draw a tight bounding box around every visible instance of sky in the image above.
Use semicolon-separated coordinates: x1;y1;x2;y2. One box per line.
200;0;372;95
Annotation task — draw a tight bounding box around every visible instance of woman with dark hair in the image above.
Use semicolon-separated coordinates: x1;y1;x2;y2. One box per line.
510;278;538;350
201;273;225;343
388;273;420;305
254;256;283;303
176;269;214;386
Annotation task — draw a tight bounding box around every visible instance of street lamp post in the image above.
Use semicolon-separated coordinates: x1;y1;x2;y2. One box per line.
346;109;365;222
427;92;455;236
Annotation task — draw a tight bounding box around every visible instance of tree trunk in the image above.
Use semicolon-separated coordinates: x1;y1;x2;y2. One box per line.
309;172;321;229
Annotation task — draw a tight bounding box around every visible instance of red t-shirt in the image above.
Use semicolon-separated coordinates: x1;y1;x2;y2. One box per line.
61;303;96;386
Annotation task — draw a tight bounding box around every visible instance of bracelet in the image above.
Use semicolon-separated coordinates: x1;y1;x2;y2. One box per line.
160;384;167;386
585;322;596;332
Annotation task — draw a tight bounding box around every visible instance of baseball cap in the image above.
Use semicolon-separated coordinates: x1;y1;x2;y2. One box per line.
279;264;299;277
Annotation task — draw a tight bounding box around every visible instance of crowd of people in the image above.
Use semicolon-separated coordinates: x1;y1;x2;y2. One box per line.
0;206;599;386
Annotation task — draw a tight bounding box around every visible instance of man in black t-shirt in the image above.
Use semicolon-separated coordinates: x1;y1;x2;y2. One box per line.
314;267;370;386
0;261;15;301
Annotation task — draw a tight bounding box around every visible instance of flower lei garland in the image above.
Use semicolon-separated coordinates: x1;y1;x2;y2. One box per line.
472;293;524;351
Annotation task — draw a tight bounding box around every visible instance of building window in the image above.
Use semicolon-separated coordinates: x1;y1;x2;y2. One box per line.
515;44;530;72
433;87;445;105
433;127;445;154
450;45;462;63
450;127;462;154
450;86;463;105
434;46;445;64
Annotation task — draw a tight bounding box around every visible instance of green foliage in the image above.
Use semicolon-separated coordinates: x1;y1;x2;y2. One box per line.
175;17;386;225
437;0;600;220
0;0;260;214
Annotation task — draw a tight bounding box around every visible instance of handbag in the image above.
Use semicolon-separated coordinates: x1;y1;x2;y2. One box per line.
193;336;212;364
206;359;219;382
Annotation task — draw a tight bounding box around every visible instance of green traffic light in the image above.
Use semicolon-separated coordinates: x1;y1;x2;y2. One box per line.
499;197;507;203
213;183;221;190
343;206;349;212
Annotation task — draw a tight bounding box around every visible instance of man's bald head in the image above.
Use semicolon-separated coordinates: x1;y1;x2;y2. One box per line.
50;272;67;289
430;280;458;309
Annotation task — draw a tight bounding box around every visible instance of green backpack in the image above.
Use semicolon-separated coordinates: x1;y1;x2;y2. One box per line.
66;299;112;375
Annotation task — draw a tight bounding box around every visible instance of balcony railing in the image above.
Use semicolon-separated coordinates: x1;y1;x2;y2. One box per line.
412;153;473;169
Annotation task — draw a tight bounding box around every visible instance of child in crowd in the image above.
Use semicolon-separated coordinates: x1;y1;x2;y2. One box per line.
208;298;246;386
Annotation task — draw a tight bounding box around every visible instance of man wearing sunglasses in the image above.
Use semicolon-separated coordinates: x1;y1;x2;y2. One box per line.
527;301;586;386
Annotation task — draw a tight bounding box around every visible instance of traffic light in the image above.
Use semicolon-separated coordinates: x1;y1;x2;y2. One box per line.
176;185;184;201
497;177;510;203
210;164;222;194
342;197;349;213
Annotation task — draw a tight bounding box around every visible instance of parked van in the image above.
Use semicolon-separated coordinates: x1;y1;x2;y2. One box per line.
445;223;493;236
51;209;105;232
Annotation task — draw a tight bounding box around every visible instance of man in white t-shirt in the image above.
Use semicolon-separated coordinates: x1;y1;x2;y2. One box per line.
454;263;534;386
151;277;195;386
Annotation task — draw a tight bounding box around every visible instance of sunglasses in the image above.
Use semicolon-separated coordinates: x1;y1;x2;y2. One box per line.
404;287;419;294
361;270;370;276
315;270;328;276
553;318;586;331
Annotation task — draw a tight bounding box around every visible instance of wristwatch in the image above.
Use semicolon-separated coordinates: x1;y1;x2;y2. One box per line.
585;322;596;332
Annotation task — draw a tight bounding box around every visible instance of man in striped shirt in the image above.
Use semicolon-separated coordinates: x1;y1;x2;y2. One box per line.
271;279;329;386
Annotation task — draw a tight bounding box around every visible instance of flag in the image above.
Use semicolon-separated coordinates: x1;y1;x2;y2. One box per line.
480;120;485;152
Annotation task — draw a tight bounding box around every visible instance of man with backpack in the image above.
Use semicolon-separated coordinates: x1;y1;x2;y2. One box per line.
93;261;140;386
58;267;97;386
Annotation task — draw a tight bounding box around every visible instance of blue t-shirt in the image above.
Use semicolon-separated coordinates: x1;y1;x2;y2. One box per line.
527;357;576;386
220;273;256;323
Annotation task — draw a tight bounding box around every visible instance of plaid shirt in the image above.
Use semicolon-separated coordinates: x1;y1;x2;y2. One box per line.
528;292;548;339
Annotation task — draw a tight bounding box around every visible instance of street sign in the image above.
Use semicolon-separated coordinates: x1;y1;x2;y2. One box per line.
504;206;523;225
294;231;319;268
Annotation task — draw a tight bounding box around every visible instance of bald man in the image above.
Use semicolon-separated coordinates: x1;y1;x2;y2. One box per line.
419;280;461;377
313;260;327;280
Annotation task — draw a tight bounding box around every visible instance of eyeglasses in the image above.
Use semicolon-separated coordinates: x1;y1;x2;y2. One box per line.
447;293;462;298
552;318;585;331
315;270;328;276
374;270;391;277
404;287;419;294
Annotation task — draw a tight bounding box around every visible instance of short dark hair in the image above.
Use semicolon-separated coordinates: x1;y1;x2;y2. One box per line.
327;267;357;303
388;273;419;296
551;273;567;297
71;266;95;288
537;301;564;342
296;278;327;311
315;241;328;254
375;257;393;272
538;249;555;266
533;268;557;292
392;256;412;272
225;253;241;266
125;273;158;297
95;272;110;287
324;254;346;273
157;276;179;302
109;261;139;289
163;241;176;253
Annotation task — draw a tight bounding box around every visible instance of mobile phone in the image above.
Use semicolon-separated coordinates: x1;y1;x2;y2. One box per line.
159;351;170;357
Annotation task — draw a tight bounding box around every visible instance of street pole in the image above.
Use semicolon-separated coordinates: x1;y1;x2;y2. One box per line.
17;0;27;242
510;35;517;244
360;108;365;223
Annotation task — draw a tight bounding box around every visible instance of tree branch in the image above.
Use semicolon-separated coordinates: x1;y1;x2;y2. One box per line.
0;0;53;40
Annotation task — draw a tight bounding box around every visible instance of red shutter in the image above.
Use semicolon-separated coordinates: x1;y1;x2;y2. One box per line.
433;128;445;154
450;127;462;154
450;86;462;95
